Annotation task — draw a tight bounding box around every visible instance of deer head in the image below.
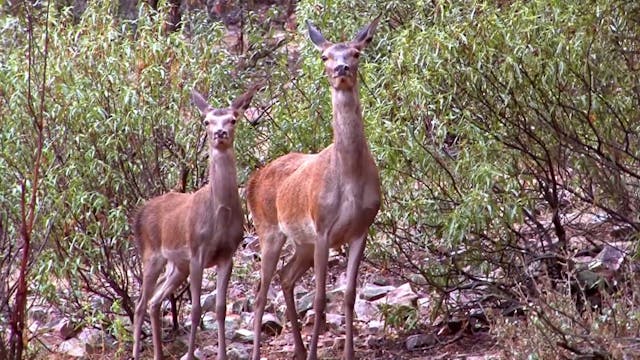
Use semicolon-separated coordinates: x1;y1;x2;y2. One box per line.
307;16;381;90
191;87;257;150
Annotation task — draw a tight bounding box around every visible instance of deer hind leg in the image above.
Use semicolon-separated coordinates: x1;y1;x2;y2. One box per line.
279;245;314;360
148;262;188;360
133;255;166;360
344;234;366;360
252;230;286;360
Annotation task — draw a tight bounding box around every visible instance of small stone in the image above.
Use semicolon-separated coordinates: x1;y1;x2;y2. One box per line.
58;338;86;357
365;334;382;347
77;328;106;352
201;293;216;313
409;273;428;286
418;298;430;311
361;284;396;301
367;320;384;332
228;343;251;360
354;299;379;322
328;285;347;300
261;312;283;336
202;345;218;358
201;312;217;329
595;244;626;273
376;283;418;307
180;347;204;360
234;328;254;343
52;318;80;340
232;298;250;314
196;313;239;339
297;291;315;315
405;333;436;350
333;335;346;350
325;313;344;330
372;277;390;286
28;306;48;323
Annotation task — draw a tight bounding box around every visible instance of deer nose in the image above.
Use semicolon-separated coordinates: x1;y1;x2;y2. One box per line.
214;129;228;139
334;64;350;76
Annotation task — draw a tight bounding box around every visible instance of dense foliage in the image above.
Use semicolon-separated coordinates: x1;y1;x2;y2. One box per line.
1;0;639;358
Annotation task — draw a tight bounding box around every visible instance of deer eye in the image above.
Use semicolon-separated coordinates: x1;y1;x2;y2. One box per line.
230;119;237;125
203;119;210;126
353;51;361;59
321;55;328;62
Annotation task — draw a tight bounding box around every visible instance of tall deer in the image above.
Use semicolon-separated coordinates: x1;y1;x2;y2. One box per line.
247;17;382;360
132;85;259;360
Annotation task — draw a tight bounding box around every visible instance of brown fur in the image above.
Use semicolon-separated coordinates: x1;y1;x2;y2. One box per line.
132;86;258;360
247;17;382;360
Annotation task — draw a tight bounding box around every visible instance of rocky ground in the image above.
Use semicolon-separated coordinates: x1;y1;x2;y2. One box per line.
31;236;500;359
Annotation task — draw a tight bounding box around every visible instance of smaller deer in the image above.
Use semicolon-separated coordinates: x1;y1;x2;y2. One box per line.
132;85;259;360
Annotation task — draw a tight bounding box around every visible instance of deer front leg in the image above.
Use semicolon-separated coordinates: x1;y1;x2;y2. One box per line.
344;234;366;360
308;238;330;360
184;259;204;360
216;258;233;360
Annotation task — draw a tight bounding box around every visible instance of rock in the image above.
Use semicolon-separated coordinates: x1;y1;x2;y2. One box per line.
320;334;345;354
297;291;315;315
261;312;283;336
376;283;418;307
594;244;626;273
89;295;112;314
365;334;382;348
224;314;243;339
361;284;396;301
325;313;344;330
180;347;204;360
201;293;216;313
405;333;436;350
297;287;345;316
372;276;391;286
28;306;49;323
354;298;379;322
202;345;218;358
51;318;80;340
28;320;41;335
193;313;239;339
332;335;346;350
409;273;429;286
201;312;217;329
328;285;346;301
228;343;251;360
232;298;250;314
234;328;254;343
417;298;430;311
367;320;384;332
77;328;107;352
58;338;86;357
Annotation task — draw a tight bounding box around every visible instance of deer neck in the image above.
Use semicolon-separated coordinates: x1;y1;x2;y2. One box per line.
330;85;369;175
207;148;239;206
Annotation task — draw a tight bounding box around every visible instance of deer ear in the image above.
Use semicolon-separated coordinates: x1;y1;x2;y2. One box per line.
231;82;262;114
307;20;330;50
351;15;381;50
191;90;212;115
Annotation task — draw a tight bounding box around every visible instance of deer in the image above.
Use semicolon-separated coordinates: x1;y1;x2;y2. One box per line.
246;16;382;360
132;84;259;360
